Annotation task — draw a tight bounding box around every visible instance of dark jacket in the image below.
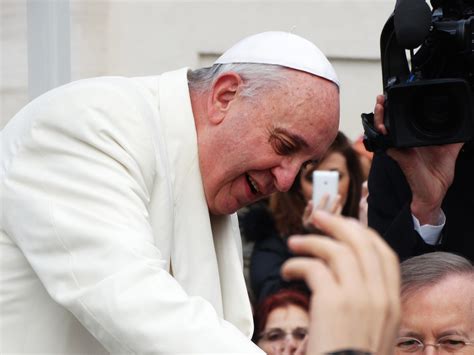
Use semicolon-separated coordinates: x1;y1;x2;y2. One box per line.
368;149;474;262
239;202;308;304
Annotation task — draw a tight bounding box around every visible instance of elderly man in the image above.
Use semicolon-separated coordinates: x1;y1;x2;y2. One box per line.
395;252;474;353
0;32;339;353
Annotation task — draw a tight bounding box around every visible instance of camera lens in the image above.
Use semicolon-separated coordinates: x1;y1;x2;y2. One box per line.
412;87;461;137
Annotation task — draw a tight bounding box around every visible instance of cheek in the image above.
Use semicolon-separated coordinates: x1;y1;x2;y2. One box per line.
300;179;313;201
257;341;275;354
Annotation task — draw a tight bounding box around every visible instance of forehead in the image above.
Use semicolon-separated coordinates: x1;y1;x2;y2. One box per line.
317;152;348;170
265;305;309;330
401;275;474;335
265;72;339;155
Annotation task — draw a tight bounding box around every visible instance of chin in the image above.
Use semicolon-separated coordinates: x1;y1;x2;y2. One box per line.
208;199;241;216
209;205;239;216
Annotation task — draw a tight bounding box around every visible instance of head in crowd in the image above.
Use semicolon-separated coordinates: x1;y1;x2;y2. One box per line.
253;289;310;354
270;131;364;236
187;31;340;216
397;252;474;354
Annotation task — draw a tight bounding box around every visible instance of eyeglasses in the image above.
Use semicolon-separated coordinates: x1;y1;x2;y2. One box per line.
258;327;308;343
396;336;474;353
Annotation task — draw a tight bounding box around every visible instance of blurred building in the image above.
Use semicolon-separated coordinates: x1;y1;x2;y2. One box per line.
1;0;394;138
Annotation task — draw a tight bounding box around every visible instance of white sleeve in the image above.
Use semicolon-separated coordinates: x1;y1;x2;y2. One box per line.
411;210;446;245
2;78;262;353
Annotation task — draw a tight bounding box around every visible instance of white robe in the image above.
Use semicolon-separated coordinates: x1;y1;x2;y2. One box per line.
0;68;262;354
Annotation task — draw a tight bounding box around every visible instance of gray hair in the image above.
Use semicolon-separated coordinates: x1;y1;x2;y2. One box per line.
187;63;292;98
400;252;473;300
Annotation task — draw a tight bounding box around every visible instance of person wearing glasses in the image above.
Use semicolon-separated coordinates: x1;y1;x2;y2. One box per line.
253;289;309;354
396;252;474;354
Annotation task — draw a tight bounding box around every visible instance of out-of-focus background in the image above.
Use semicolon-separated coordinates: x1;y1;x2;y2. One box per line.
1;0;394;138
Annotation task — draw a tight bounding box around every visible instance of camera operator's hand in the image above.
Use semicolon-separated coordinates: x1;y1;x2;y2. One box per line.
282;211;401;355
374;95;463;225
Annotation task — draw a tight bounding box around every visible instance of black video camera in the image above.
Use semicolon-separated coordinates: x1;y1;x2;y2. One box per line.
362;0;474;152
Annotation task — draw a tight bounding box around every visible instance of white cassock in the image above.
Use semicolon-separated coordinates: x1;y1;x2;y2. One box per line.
0;68;263;354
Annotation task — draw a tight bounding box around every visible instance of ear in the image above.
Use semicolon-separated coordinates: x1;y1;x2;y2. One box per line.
207;72;242;124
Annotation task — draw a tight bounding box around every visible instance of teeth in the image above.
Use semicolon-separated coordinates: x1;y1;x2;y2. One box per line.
247;174;259;193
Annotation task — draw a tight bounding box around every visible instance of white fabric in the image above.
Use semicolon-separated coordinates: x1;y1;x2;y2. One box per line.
215;31;339;86
0;68;262;353
412;210;446;245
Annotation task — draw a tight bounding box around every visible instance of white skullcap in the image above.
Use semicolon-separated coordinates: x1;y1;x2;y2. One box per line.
214;31;339;87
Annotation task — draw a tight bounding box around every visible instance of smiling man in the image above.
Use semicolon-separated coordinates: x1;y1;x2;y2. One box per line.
396;252;474;354
191;61;339;215
1;31;339;353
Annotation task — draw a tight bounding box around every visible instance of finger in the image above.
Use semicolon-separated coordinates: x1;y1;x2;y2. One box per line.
281;256;337;293
368;231;400;299
312;211;386;276
309;211;391;300
370;234;401;314
370;237;401;354
350;228;400;352
308;212;400;352
376;94;384;106
285;236;363;286
304;201;313;219
374;95;387;135
316;193;330;210
331;194;342;215
302;202;312;225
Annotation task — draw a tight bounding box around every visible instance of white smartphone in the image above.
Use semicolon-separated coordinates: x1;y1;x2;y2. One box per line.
312;170;339;209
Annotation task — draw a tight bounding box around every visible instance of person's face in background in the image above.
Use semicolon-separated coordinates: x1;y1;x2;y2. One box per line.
396;274;474;354
197;70;339;215
257;304;309;355
300;151;350;207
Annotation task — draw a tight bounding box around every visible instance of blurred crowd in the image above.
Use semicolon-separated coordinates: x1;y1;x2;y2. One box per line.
239;131;474;354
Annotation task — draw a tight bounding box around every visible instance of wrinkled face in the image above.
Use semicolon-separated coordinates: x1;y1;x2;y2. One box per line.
257;304;310;355
299;151;350;207
199;70;339;215
397;275;474;354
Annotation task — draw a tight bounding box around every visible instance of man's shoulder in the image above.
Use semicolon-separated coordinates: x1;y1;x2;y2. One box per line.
56;76;157;100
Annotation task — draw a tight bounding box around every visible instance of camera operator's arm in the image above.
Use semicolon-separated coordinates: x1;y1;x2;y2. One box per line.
369;95;463;258
368;152;441;259
373;95;462;225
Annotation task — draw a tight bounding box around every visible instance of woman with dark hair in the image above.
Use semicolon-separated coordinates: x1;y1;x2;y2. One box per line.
272;131;364;236
253;289;310;355
244;131;364;302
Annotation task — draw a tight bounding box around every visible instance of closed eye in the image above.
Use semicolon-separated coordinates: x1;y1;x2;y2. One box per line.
269;132;298;155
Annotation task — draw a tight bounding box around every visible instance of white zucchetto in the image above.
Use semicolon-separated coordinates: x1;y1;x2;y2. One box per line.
214;31;339;87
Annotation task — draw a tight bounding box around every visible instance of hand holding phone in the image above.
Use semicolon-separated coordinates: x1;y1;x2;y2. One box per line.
312;170;339;212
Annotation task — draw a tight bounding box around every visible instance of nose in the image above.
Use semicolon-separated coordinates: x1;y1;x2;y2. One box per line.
271;159;301;192
283;335;299;353
422;345;439;355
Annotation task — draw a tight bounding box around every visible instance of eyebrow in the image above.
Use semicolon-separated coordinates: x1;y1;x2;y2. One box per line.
399;330;423;339
438;329;469;338
399;329;469;339
273;127;309;149
264;326;307;333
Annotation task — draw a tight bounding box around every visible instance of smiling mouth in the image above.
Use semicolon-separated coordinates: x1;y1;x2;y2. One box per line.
246;173;260;195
